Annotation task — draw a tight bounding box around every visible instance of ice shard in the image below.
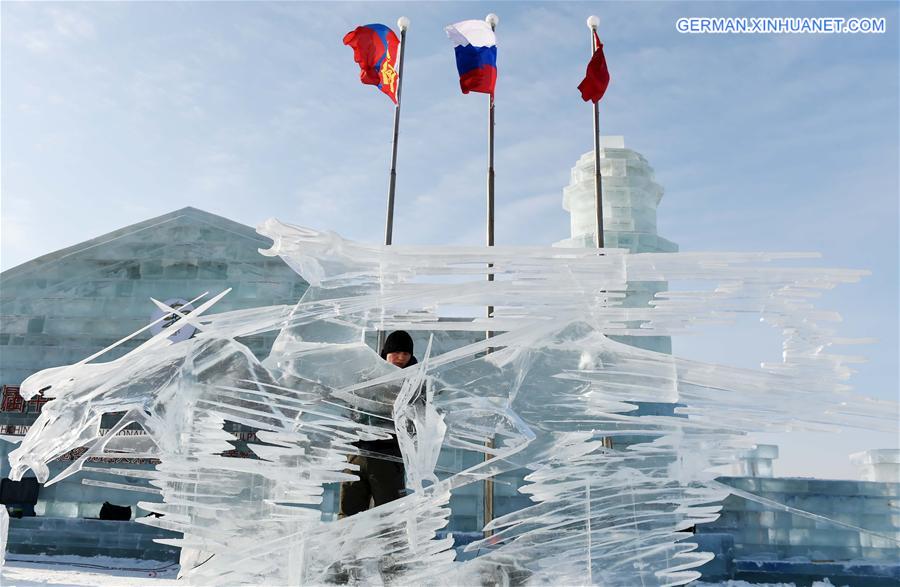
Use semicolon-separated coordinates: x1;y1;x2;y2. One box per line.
5;221;897;585
0;505;7;568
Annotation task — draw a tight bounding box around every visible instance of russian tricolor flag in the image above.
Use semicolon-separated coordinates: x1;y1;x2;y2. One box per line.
445;20;497;96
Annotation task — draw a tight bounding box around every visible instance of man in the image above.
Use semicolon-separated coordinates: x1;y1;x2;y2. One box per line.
339;330;416;518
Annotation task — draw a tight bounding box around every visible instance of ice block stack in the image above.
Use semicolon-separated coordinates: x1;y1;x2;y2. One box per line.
734;444;779;478
700;475;900;563
555;136;678;254
851;449;900;483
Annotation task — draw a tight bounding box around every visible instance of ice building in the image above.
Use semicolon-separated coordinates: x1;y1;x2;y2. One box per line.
555;136;676;355
696;448;900;586
551;139;900;585
0;207;308;559
555;136;677;254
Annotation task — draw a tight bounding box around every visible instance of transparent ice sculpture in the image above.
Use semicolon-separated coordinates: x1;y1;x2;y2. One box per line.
0;505;7;568
5;220;898;585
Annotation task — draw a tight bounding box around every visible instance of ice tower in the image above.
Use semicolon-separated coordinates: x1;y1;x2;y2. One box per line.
555;136;677;253
555;136;677;354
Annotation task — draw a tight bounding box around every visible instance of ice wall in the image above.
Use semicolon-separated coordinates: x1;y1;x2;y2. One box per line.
4;222;897;585
0;505;7;567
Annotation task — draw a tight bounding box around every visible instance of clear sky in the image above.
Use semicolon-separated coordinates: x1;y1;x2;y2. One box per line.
2;1;898;479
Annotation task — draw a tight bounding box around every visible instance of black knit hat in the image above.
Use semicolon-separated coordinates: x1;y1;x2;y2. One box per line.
381;330;414;358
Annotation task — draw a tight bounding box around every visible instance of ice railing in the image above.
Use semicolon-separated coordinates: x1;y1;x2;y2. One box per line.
5;219;897;586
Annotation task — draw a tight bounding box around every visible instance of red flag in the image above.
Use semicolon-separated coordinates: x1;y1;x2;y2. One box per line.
578;31;610;103
343;24;400;103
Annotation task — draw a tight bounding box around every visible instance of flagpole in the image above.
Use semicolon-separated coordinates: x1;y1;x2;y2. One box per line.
587;15;613;452
483;10;499;539
384;16;409;248
379;17;409;354
486;13;497;263
587;15;604;248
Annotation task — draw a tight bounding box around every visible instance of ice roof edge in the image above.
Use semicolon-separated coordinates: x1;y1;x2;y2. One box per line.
1;207;266;278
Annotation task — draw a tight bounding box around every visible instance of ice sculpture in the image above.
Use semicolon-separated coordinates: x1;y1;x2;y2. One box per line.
5;221;898;585
0;505;7;568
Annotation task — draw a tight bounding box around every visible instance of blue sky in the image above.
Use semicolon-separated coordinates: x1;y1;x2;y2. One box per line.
2;1;897;479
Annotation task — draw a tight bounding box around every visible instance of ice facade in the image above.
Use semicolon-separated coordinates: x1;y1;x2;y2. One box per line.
556;136;677;254
700;474;900;563
0;207;308;520
4;221;898;585
0;207;307;386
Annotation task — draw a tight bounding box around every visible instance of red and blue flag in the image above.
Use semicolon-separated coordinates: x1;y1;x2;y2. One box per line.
445;20;497;96
343;24;400;103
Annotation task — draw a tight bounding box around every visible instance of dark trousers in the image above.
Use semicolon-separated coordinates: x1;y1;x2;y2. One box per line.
339;454;406;518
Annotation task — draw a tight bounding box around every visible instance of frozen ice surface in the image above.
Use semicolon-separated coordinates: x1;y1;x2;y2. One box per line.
6;221;898;585
1;505;7;567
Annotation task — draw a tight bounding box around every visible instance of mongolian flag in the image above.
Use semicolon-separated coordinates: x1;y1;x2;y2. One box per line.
343;24;401;103
445;20;497;96
578;30;610;103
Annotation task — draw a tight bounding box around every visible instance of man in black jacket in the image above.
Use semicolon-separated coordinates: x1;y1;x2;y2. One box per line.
339;330;416;517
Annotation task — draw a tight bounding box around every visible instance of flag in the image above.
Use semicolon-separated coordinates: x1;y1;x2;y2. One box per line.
343;24;401;103
578;31;610;103
445;20;497;96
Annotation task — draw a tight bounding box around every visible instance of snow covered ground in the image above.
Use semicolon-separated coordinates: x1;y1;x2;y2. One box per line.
695;581;841;587
1;555;179;586
0;556;850;587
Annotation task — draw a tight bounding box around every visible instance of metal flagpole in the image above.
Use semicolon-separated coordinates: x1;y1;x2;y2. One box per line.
587;15;604;248
483;10;499;539
588;15;613;451
384;16;409;247
378;17;409;354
